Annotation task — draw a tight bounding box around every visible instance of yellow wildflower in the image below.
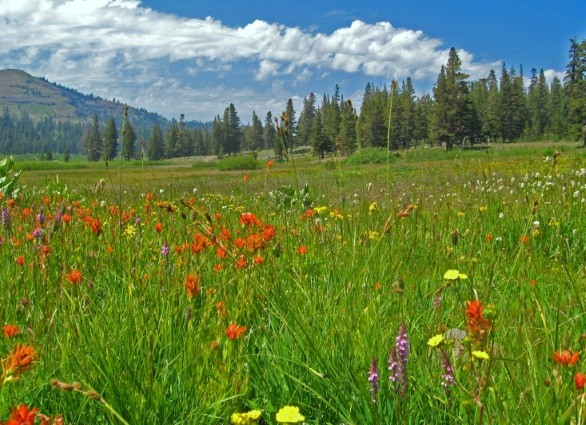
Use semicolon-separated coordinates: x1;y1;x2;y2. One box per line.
368;231;379;240
276;406;305;423
472;350;490;360
427;334;445;347
368;202;379;214
123;224;136;239
443;270;468;281
231;410;262;424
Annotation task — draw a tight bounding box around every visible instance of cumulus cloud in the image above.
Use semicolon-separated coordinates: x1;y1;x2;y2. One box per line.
0;0;504;119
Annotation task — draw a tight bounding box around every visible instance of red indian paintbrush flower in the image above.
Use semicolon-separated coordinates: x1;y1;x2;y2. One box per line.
4;404;39;425
225;324;247;340
575;373;586;390
1;344;36;381
3;325;20;338
553;350;580;367
67;269;82;285
184;274;201;299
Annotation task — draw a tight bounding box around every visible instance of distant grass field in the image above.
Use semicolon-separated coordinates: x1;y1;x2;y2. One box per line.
1;141;585;424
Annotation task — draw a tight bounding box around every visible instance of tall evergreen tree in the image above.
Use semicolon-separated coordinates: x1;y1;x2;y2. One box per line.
337;100;357;154
548;77;567;140
103;117;118;160
147;123;164;160
263;111;276;155
310;109;329;159
222;103;242;155
297;93;317;147
564;38;586;142
284;98;297;151
121;122;137;160
432;48;472;149
164;119;179;158
87;114;102;161
250;111;264;151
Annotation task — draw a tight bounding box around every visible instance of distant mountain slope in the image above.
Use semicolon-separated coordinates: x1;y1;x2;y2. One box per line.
0;69;208;130
0;68;166;128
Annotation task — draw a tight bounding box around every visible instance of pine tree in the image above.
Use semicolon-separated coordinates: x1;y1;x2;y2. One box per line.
250;111;264;151
121;122;137;160
284;98;297;151
263;112;276;156
548;77;567;140
87;115;102;161
164;120;179;158
337;100;357;154
310;109;329;159
147;123;164;160
398;78;416;149
222;104;242;155
432;48;473;150
564;38;586;142
103;117;118;160
297;93;317;147
211;115;224;158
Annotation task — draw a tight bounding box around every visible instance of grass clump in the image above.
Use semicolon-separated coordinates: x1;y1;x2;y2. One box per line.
346;147;392;164
217;154;260;171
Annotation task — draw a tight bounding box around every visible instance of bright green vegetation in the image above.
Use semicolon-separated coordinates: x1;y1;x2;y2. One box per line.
1;143;585;424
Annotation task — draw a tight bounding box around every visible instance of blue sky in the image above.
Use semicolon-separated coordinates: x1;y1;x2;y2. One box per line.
1;0;584;123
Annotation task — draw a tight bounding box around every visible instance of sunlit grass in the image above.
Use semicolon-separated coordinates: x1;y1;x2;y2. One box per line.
1;142;585;424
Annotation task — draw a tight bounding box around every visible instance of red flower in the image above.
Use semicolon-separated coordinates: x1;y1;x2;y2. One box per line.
297;245;308;255
1;344;36;380
154;222;163;233
91;218;101;235
266;160;274;168
235;256;247;269
253;255;264;265
466;300;484;320
67;269;82;285
184;274;201;299
520;235;530;244
240;212;258;226
15;256;24;266
3;325;20;338
263;225;275;240
575;372;586;390
5;404;39;425
553;350;580;366
225;324;247;340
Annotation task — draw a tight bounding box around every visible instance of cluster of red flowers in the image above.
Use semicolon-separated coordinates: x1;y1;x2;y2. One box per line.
1;404;63;425
225;324;247;340
465;300;492;346
184;274;201;299
553;349;580;367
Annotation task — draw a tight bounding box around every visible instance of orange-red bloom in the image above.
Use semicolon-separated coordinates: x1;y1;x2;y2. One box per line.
553;350;580;367
3;325;20;338
297;245;308;255
575;372;586;390
235;256;247;269
67;269;82;285
15;256;24;266
154;222;163;233
184;274;201;299
4;404;39;425
225;324;247;340
466;300;484;320
1;344;36;380
266;160;274;168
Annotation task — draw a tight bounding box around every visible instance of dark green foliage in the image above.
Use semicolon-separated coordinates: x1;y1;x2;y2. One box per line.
345;147;390;164
147;123;165;160
86;114;102;161
216;153;259;171
121;122;137;160
103;117;118;160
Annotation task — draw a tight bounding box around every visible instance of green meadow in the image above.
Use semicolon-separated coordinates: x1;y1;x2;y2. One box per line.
1;142;586;424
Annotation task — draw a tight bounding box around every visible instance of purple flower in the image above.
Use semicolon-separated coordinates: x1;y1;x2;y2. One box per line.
440;349;455;388
36;209;46;227
161;242;169;256
388;323;409;398
368;356;380;404
2;208;12;230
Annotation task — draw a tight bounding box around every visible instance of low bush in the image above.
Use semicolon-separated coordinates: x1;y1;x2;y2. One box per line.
217;154;260;171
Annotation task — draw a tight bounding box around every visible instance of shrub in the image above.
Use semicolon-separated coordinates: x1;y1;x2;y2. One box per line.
345;147;390;165
217;154;260;171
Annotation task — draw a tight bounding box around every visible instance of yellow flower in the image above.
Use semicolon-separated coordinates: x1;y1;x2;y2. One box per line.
123;224;136;239
368;202;379;214
478;206;488;212
427;334;445;347
368;231;379;240
457;212;465;217
231;410;262;424
276;406;305;423
443;270;468;281
472;350;490;360
314;206;328;214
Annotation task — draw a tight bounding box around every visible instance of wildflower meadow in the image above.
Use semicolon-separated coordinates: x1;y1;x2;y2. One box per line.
1;142;585;424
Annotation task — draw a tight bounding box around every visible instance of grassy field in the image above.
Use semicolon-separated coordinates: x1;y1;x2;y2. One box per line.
1;142;586;424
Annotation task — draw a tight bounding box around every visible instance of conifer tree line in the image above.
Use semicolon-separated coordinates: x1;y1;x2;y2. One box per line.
0;38;584;159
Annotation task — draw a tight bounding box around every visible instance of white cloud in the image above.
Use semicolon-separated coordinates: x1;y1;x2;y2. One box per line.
0;0;517;119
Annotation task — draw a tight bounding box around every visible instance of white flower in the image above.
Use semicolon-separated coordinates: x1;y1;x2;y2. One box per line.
498;213;504;219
